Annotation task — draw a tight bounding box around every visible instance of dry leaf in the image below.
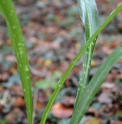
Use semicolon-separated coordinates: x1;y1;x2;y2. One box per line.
98;92;112;104
84;118;102;124
13;97;25;107
51;103;73;118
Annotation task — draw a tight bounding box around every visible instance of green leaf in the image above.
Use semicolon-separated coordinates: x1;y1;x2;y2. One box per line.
75;0;99;108
0;0;33;124
70;45;122;124
35;71;61;90
40;4;122;124
0;118;7;124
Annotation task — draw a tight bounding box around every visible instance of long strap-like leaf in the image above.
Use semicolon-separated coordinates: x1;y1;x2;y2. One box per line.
40;4;122;124
0;1;33;124
75;0;99;108
70;45;122;124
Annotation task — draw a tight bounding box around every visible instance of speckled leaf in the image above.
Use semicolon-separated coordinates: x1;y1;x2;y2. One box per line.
75;0;99;108
70;45;122;124
0;0;33;124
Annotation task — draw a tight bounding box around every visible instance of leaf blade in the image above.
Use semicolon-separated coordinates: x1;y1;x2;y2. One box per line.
0;1;33;124
70;45;122;124
75;0;99;108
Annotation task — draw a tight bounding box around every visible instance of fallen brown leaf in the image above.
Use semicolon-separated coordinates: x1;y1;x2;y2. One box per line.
51;103;73;118
13;97;25;107
98;92;112;104
84;118;102;124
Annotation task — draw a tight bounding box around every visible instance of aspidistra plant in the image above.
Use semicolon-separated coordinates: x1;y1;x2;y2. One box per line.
0;0;122;124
